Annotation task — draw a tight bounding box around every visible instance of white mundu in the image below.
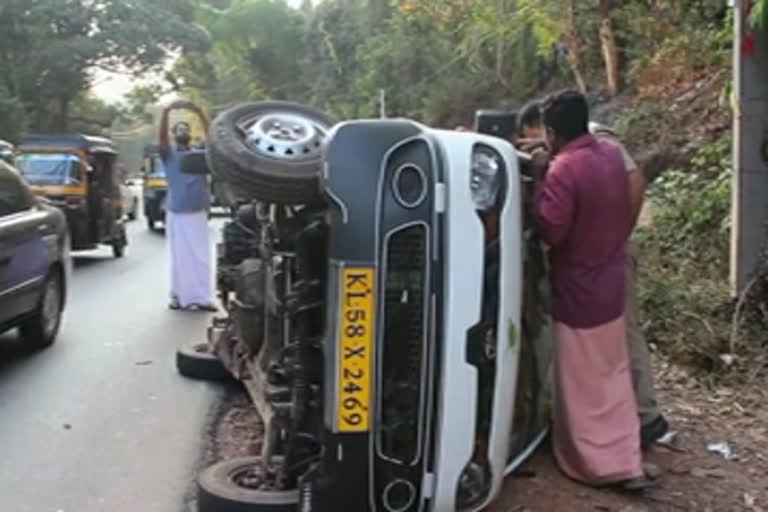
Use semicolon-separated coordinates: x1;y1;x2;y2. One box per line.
167;209;213;307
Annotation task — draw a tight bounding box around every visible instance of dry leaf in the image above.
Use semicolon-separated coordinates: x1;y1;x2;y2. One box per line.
690;467;727;479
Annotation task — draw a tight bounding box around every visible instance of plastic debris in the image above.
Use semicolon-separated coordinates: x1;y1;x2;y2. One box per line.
707;441;733;460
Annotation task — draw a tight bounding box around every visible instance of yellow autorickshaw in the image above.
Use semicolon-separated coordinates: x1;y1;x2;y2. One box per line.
141;144;168;232
15;134;128;258
0;140;13;164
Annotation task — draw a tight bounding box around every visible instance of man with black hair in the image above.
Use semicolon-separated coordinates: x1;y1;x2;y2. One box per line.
516;98;668;451
533;90;648;490
158;100;215;312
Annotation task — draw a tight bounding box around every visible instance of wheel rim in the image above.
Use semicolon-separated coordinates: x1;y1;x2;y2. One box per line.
231;465;267;490
41;278;61;337
238;111;328;162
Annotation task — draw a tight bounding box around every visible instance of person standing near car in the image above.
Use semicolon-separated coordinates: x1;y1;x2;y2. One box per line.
516;99;669;450
532;91;648;490
158;100;216;312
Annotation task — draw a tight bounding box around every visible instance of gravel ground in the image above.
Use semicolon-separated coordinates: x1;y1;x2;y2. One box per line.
202;354;768;512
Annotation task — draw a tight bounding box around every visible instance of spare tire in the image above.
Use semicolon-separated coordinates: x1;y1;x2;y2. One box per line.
207;101;338;205
197;456;299;512
176;342;233;383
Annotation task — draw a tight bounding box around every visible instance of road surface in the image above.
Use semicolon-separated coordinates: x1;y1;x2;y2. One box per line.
0;218;220;512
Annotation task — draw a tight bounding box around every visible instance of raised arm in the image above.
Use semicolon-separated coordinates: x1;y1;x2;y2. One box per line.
191;106;210;141
534;162;575;248
158;105;172;159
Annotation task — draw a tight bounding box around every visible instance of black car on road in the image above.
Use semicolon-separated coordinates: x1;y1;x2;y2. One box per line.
0;161;71;348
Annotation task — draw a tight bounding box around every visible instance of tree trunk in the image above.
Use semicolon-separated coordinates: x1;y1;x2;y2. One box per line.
58;96;70;132
495;0;506;84
599;0;621;96
32;100;46;133
569;57;588;95
564;0;587;94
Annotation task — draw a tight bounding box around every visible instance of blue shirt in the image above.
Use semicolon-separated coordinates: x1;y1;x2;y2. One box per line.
163;146;209;213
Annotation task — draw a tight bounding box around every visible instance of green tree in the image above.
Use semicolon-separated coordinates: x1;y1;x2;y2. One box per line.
0;0;209;132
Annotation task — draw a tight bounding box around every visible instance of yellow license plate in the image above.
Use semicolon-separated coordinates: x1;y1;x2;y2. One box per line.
337;267;375;433
146;178;167;188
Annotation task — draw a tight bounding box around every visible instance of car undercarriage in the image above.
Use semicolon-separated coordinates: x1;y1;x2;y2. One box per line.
177;101;552;512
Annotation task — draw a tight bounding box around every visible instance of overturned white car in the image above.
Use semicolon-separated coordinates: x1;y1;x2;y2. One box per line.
176;102;552;512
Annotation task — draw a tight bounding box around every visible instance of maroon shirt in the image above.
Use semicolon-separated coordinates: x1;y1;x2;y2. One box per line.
535;134;631;328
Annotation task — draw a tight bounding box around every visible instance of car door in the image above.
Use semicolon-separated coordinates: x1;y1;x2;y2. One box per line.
0;164;50;325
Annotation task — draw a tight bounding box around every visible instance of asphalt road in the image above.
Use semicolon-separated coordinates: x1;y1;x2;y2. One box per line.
0;215;221;512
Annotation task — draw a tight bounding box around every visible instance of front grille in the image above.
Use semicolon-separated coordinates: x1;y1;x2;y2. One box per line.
379;224;428;464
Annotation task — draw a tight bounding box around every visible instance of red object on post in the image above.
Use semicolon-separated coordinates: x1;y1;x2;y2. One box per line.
743;32;756;57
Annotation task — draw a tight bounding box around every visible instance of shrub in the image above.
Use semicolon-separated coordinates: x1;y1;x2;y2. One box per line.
635;134;734;372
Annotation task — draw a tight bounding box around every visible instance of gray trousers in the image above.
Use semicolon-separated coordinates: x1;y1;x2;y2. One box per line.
626;241;661;426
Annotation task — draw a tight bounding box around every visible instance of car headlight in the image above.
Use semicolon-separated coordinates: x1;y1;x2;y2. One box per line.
470;146;502;211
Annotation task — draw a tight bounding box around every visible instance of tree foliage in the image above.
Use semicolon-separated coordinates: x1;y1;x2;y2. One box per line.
0;0;732;134
0;0;209;132
164;0;729;127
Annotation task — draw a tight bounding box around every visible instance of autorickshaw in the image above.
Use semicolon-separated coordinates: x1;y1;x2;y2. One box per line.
141;144;168;232
15;134;128;258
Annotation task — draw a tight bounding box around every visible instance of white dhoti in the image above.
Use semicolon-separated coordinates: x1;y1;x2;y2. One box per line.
166;209;213;307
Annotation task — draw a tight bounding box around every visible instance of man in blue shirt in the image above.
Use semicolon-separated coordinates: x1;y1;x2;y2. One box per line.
158;100;215;311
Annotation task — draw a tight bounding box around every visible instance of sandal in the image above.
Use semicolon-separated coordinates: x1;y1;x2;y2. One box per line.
186;303;217;312
619;476;654;493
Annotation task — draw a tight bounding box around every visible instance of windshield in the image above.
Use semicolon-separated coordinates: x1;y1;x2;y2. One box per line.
15;153;81;186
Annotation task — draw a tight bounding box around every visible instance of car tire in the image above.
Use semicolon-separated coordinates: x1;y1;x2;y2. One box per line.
128;199;138;220
112;233;126;258
207;101;337;205
20;269;64;350
176;343;233;382
197;457;299;512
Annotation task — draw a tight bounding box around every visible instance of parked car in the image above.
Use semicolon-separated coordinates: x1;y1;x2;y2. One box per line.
0;161;71;349
120;179;140;221
175;102;552;512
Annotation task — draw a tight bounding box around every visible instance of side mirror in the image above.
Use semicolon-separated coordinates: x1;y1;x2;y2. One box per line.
474;109;518;140
180;150;211;175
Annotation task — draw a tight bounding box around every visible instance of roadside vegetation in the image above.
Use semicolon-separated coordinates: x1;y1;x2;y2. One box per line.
4;0;766;383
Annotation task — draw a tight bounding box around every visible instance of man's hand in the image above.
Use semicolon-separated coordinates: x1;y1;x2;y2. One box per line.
168;99;197;111
530;147;550;181
516;137;548;153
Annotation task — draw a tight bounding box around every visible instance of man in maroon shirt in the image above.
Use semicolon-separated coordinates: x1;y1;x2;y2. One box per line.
533;91;649;490
516;99;668;450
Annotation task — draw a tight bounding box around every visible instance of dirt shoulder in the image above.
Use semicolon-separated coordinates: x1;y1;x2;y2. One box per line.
489;355;768;512
210;353;768;512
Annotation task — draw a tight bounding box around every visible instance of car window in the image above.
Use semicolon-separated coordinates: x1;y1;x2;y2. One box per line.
0;162;34;217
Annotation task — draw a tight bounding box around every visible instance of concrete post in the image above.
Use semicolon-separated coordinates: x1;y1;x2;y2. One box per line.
731;0;768;296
